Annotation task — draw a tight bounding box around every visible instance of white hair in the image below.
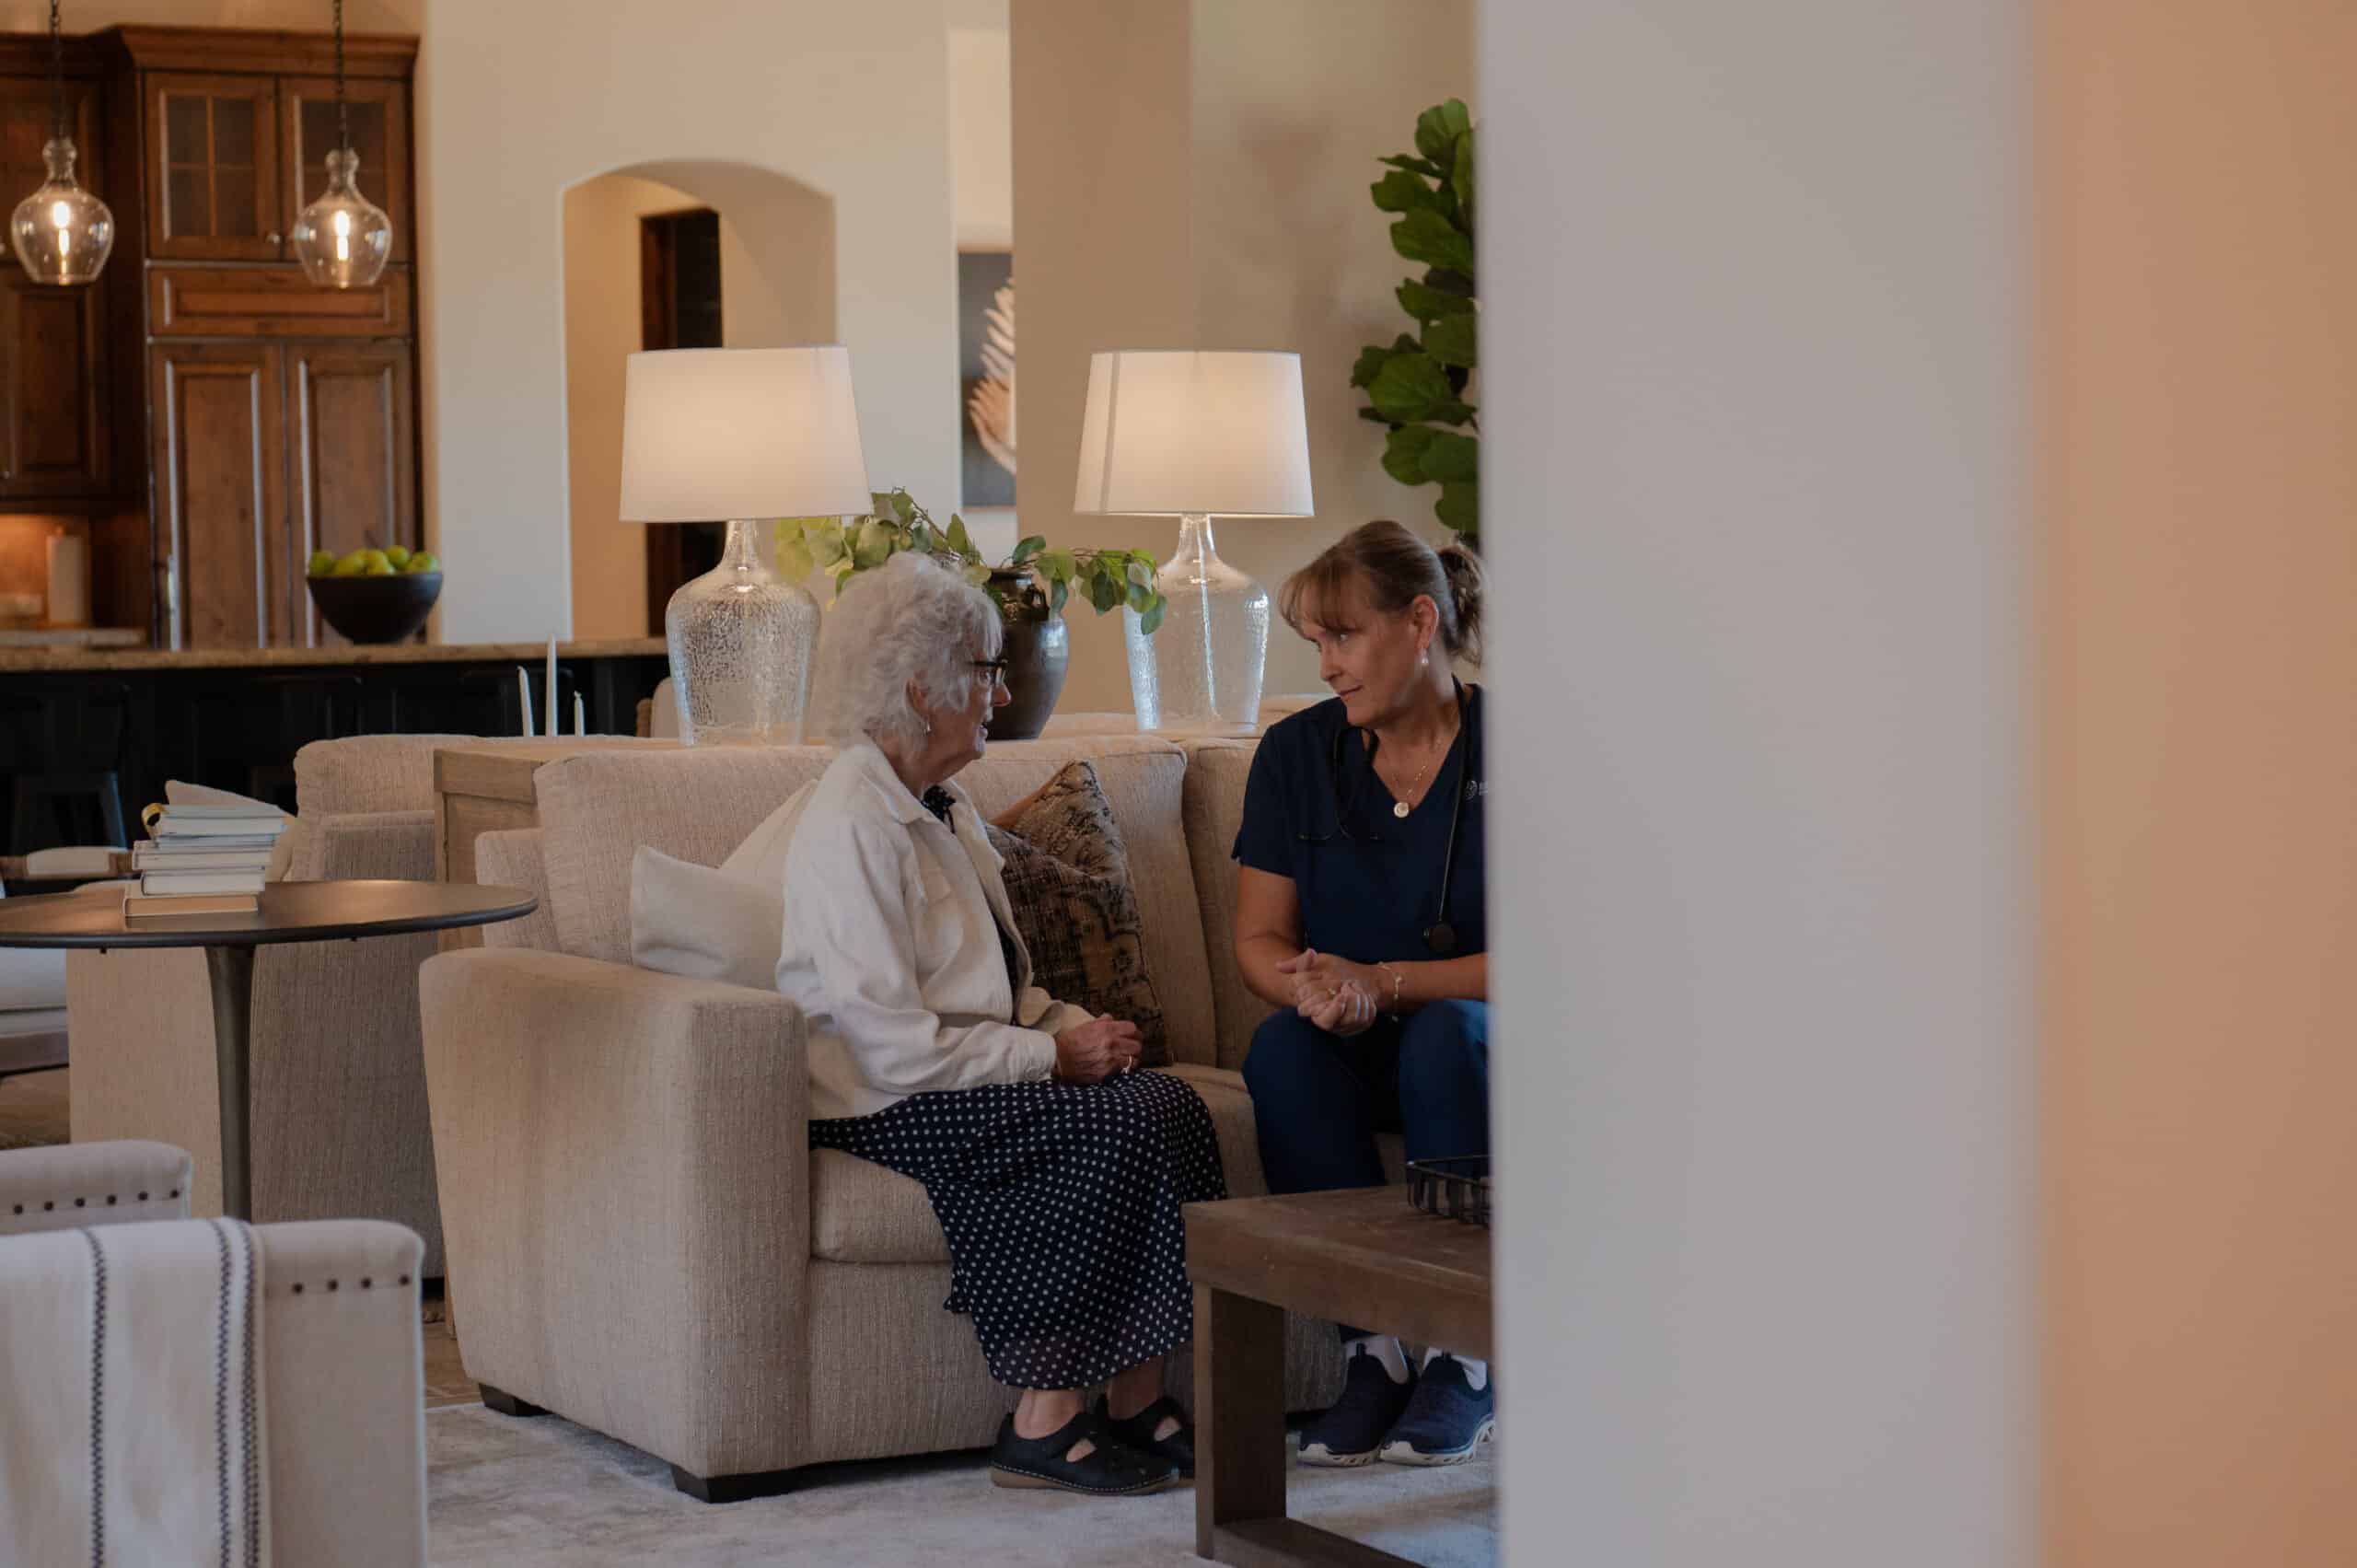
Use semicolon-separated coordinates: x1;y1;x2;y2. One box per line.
815;552;1004;749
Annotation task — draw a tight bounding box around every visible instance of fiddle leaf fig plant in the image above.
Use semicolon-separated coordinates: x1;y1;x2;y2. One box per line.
1353;98;1480;543
778;490;1168;634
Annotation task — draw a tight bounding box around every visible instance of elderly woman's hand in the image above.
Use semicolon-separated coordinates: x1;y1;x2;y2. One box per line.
1053;1017;1144;1083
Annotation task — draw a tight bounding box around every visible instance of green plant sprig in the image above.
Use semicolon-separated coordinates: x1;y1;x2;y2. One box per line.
776;490;1169;634
1353;98;1480;543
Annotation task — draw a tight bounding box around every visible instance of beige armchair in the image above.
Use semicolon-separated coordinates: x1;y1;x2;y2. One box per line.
422;738;1360;1503
64;736;478;1272
0;1140;427;1565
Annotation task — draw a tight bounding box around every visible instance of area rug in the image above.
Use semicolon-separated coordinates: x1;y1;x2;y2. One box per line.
428;1404;1497;1567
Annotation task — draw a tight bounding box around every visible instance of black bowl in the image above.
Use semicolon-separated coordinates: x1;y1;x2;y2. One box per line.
306;571;442;644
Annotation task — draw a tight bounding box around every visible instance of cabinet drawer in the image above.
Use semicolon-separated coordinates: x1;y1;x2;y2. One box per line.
148;265;412;339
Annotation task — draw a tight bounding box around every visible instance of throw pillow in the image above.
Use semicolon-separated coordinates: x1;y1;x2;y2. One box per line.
985;761;1169;1065
628;845;784;993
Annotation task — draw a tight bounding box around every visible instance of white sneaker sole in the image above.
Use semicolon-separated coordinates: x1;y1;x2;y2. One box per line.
1297;1441;1381;1469
1379;1416;1496;1467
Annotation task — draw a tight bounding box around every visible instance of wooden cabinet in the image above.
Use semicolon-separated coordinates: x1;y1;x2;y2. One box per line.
145;72;283;261
279;75;409;266
0;70;112;502
151;338;417;651
152;342;291;649
0;273;110;499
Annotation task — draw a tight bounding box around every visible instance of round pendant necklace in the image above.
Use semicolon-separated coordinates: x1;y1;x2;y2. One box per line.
1388;721;1454;819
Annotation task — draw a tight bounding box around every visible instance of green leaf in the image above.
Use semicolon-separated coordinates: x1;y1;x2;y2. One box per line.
1452;125;1477;230
805;521;847;567
1087;567;1122;614
1383;424;1441;486
1011;534;1045;565
1369;352;1454;424
1370;169;1443;215
1398;279;1477;323
1035;547;1075;586
961;563;993;589
941;512;970;557
853;517;897;569
1138;597;1167;635
1414;99;1472;165
1351;343;1397;390
1379;153;1444;178
773;526;815;584
1050;577;1069;615
888;490;916;524
1435;480;1480;536
1392;208;1473;273
1124;559;1155;589
1424;311;1478;370
1419;431;1480;484
1126;581;1154;612
1358;405;1394;424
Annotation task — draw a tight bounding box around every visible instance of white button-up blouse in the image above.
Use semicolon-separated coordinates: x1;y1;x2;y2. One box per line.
777;741;1093;1121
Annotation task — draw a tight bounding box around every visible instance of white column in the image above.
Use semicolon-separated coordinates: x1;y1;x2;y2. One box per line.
1482;2;2033;1563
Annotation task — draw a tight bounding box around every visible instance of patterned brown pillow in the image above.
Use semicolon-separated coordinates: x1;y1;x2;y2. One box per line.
985;760;1169;1065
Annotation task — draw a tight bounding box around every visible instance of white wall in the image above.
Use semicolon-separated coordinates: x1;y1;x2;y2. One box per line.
948;25;1013;251
1012;0;1473;711
1481;2;2032;1565
420;0;957;643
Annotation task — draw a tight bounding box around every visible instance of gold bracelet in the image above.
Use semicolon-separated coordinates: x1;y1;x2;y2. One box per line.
1375;962;1405;1012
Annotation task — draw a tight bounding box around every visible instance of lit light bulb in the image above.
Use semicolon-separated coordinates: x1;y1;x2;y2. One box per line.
291;147;390;289
9;138;112;285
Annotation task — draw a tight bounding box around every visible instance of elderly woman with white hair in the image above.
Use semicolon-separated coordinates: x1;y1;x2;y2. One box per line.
779;552;1223;1498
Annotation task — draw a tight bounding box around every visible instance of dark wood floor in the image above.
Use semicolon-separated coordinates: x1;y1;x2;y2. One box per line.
2;1067;482;1410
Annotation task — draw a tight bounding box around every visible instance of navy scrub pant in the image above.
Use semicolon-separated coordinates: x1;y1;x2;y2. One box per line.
1242;999;1492;1200
1243;1001;1491;1342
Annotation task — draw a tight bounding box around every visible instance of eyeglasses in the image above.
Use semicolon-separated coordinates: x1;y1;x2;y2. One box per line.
971;657;1012;691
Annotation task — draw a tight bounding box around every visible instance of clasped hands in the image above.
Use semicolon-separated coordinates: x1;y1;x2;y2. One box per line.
1277;948;1385;1038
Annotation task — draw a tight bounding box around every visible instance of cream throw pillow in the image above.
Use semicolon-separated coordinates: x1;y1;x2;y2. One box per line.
162;779;298;881
628;782;812;991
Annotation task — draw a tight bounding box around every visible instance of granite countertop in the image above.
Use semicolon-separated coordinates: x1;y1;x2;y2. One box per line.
0;637;668;673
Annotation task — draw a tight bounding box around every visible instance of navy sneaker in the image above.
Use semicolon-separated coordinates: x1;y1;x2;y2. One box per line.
1299;1344;1417;1468
1379;1353;1494;1465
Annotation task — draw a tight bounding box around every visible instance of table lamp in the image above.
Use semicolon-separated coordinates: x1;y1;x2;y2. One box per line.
620;347;872;745
1073;350;1314;732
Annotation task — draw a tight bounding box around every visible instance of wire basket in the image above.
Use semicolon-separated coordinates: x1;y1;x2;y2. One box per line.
1405;1155;1491;1227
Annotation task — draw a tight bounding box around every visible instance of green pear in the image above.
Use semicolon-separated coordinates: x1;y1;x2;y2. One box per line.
308;549;336;577
385;545;412;569
405;552;440;575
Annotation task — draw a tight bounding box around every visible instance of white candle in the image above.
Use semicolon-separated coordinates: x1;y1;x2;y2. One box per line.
545;636;559;738
575;692;586;737
516;667;535;737
44;532;88;627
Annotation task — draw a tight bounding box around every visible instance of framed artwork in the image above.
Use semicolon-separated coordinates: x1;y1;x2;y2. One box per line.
958;250;1016;509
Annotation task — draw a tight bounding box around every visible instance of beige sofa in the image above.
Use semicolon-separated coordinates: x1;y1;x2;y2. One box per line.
420;733;1376;1501
66;736;476;1273
0;1140;427;1564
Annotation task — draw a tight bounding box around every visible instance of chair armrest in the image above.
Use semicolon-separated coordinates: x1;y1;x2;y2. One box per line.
0;1139;193;1236
417;947;812;1478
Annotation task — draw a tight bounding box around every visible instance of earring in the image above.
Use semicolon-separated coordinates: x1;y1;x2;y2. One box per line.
1419;650;1429;668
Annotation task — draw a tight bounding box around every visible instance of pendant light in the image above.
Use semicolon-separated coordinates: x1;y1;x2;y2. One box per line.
290;0;392;289
7;0;114;286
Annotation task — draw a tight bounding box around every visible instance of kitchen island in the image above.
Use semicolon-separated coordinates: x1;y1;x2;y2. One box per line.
0;639;668;860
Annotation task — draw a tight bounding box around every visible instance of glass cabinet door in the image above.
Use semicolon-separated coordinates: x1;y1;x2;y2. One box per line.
280;76;410;267
147;73;283;261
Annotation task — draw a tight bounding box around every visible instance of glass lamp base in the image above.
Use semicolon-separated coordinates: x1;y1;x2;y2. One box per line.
1123;513;1268;733
665;518;819;746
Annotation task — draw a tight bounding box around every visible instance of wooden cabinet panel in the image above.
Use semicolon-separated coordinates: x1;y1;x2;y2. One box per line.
146;72;282;261
152;343;290;649
148;263;411;338
278;76;410;265
287;341;415;646
0;275;110;498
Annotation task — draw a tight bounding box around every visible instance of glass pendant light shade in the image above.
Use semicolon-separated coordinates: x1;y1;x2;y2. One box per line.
291;147;392;289
8;136;113;285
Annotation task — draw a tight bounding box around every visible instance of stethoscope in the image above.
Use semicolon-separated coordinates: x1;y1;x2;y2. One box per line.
1295;682;1475;957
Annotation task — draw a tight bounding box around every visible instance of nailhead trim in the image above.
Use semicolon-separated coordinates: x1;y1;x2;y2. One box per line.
326;1280;339;1292
42;1201;53;1211
9;1204;19;1215
105;1195;116;1206
136;1191;148;1201
360;1277;372;1289
73;1198;84;1207
291;1283;303;1295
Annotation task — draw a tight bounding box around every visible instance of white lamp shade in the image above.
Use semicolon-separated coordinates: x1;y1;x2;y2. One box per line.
620;346;873;521
1072;350;1314;517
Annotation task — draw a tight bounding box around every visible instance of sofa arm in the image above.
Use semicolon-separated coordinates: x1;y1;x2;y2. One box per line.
259;1220;427;1567
418;947;811;1479
0;1139;193;1236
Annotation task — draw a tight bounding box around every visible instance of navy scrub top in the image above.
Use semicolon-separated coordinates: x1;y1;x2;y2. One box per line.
1233;684;1487;965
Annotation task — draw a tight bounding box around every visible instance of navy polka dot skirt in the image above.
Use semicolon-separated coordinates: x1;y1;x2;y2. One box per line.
811;1071;1226;1390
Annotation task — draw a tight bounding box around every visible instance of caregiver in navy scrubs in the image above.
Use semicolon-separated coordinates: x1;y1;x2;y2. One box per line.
1233;518;1494;1470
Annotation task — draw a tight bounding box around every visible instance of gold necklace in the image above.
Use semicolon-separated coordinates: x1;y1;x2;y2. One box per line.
1387;714;1457;819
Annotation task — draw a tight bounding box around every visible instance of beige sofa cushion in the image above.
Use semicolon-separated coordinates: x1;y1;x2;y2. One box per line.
1179;741;1279;1071
533;735;1222;1065
294;734;480;817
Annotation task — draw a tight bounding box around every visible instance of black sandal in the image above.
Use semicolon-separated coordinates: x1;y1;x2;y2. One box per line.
988;1411;1178;1496
1093;1393;1196;1479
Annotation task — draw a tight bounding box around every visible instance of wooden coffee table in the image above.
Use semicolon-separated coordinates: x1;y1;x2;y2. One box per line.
1187;1186;1492;1567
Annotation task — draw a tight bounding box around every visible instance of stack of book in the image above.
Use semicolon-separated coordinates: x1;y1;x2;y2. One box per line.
123;804;288;918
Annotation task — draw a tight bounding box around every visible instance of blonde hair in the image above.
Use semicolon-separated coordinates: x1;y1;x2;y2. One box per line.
1279;520;1485;665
